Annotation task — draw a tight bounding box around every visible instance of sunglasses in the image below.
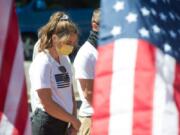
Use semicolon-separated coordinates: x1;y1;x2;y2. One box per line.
58;66;67;73
58;66;70;82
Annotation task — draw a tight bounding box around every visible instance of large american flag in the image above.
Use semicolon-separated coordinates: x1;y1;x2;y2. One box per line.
92;0;180;135
0;0;31;134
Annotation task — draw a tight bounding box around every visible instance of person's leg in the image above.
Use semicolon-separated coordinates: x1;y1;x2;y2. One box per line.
42;113;68;135
31;109;44;135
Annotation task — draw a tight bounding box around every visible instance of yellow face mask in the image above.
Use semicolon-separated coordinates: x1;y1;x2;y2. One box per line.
56;44;74;56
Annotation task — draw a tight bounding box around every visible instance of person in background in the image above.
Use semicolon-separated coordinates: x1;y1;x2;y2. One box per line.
29;11;81;135
73;8;100;135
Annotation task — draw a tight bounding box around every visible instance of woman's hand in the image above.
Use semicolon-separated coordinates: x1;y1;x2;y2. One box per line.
67;126;78;135
70;117;81;131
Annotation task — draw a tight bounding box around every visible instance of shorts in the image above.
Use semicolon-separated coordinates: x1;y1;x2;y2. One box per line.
31;108;68;135
78;116;91;135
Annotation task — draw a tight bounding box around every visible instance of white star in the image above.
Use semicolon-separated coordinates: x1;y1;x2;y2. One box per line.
141;7;150;16
139;28;149;37
162;0;170;3
151;0;157;3
176;14;180;21
152;25;161;33
169;12;175;20
166;0;170;3
169;30;177;38
113;1;125;12
151;9;157;16
178;29;180;34
111;26;121;37
126;12;138;23
164;43;171;52
174;51;179;58
159;13;167;21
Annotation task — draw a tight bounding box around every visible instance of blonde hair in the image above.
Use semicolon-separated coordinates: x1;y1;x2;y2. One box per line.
91;8;100;24
38;11;78;52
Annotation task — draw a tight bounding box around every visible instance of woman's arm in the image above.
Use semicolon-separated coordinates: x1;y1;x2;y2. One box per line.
37;88;81;131
72;86;77;117
68;87;79;135
79;79;93;105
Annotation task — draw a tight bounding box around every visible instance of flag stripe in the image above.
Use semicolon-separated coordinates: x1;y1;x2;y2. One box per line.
109;39;138;135
174;64;180;135
13;81;29;135
153;51;178;135
133;40;156;135
23;116;32;135
152;49;169;135
0;3;18;121
92;42;114;135
0;1;31;134
0;0;12;70
2;37;25;134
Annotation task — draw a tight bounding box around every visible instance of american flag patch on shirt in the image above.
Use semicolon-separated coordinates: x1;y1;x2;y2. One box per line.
55;73;70;88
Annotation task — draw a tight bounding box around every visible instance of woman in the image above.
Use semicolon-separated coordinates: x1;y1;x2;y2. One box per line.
29;11;81;135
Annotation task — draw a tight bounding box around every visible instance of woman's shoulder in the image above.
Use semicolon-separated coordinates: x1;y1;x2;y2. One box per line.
34;51;49;61
30;52;51;73
32;51;51;66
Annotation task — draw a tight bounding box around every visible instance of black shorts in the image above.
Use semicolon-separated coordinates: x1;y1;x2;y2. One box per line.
31;108;68;135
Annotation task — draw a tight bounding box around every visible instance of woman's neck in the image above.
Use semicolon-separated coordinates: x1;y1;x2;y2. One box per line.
48;48;60;64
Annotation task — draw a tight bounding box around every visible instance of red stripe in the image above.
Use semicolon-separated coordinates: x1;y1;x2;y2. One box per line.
91;43;114;135
133;40;156;135
0;3;18;120
12;81;29;135
173;63;180;135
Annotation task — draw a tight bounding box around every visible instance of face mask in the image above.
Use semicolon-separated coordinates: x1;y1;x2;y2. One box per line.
56;44;74;56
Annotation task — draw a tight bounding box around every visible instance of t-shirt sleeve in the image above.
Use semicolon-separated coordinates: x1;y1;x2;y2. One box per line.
29;56;51;91
32;40;40;60
73;51;96;79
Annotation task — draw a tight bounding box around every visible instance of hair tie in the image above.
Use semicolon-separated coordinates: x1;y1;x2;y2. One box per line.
59;14;69;21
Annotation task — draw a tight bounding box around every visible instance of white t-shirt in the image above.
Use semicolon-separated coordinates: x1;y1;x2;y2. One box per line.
73;41;98;116
29;51;73;114
32;40;40;60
